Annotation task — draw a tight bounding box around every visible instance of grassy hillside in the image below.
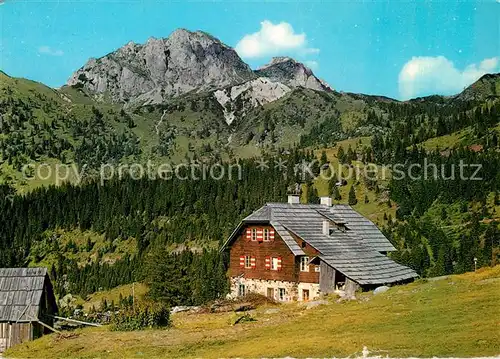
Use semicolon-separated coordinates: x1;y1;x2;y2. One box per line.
0;70;394;190
2;71;498;193
74;283;149;311
27;228;138;269
7;266;500;358
415;123;500;152
308;137;396;225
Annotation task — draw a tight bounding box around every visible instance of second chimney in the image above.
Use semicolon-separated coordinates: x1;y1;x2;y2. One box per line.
322;219;330;235
288;195;300;204
320;196;332;206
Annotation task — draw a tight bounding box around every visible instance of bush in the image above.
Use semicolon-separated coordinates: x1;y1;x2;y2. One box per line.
111;302;170;331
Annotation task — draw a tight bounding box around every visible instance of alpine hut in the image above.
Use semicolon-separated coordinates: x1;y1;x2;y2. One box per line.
0;268;57;352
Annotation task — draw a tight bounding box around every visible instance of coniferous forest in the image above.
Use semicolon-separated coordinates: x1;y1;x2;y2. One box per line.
0;69;499;307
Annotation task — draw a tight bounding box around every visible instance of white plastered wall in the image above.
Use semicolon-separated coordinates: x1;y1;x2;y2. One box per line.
230;276;320;301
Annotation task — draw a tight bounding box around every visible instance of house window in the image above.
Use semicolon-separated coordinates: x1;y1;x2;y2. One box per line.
271;257;279;270
245;255;252;268
278;288;286;301
300;256;309;272
238;284;245;297
264;228;270;241
251;228;257;241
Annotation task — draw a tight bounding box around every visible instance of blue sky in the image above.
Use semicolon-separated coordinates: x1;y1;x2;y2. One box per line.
0;0;498;99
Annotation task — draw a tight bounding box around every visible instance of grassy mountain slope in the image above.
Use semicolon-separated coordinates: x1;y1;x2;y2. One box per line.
2;72;499;192
2;69;412;190
455;73;500;102
7;266;500;358
27;228;137;268
0;72;144;190
415;123;500;151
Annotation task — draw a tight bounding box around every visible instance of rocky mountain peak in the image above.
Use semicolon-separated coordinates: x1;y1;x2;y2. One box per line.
255;57;332;92
67;28;255;104
67;28;332;107
265;56;295;66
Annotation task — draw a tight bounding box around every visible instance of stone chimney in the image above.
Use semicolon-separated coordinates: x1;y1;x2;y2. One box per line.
287;183;302;204
320;196;332;206
288;195;300;204
322;219;330;235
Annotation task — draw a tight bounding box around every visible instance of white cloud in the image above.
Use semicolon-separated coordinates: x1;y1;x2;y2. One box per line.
398;56;499;99
38;46;64;56
235;20;318;58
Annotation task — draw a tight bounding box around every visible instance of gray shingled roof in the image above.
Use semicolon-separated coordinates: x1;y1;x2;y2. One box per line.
243;205;272;223
311;233;417;285
242;203;395;252
0;268;48;322
324;205;396;252
223;202;417;286
270;221;305;256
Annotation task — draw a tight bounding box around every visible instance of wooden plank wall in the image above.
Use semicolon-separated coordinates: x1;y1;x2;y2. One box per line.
319;261;336;293
229;225;321;284
0;322;33;352
0;323;7;353
290;232;320;284
229;225;298;282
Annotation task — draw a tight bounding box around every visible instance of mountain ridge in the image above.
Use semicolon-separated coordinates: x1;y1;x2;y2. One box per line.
66;28;332;107
0;38;498;190
67;28;256;104
66;28;499;111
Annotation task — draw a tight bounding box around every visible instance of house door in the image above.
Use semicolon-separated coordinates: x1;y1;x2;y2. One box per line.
267;287;274;299
302;289;310;301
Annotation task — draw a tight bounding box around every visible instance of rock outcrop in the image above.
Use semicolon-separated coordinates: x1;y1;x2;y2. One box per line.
255;57;332;92
67;29;255;103
214;77;291;125
67;29;332;120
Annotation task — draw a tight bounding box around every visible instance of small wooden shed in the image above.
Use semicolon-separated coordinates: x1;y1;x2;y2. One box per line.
0;268;58;352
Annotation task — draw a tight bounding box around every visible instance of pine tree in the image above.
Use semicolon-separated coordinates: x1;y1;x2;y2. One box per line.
127;116;136;128
347;145;355;163
86;238;93;252
440;207;447;220
332;186;341;201
364;194;369;204
320;150;328;165
348;186;357;205
307;184;319;204
337;146;346;164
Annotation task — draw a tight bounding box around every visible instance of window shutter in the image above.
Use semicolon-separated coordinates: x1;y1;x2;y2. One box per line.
239;255;245;267
269;229;275;241
245;228;251;241
277;257;282;271
251;256;257;268
265;256;271;270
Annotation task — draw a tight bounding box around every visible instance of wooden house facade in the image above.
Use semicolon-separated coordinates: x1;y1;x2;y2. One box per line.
0;268;57;353
222;196;418;301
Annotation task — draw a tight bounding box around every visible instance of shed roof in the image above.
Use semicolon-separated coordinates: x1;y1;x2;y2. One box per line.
0;268;49;322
